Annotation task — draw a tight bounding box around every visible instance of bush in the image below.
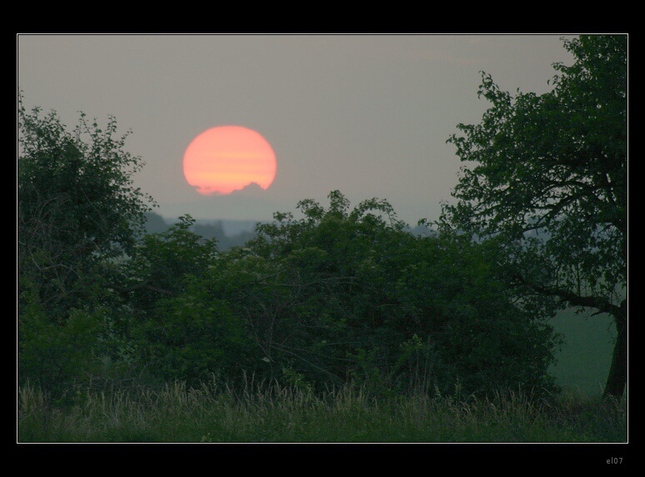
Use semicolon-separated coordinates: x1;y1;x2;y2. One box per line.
147;191;562;398
19;304;102;402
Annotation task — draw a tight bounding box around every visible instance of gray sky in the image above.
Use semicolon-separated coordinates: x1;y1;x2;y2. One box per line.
18;34;576;225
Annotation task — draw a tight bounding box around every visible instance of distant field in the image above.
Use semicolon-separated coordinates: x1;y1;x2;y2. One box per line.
549;308;616;396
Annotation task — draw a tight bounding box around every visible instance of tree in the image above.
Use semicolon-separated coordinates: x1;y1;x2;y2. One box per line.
441;35;627;398
18;96;156;394
18;95;156;321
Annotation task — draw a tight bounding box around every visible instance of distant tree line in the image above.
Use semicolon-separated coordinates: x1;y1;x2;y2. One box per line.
143;212;258;251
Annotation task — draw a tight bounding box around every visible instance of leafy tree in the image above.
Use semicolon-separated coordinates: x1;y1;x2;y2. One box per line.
18;96;156;394
18;95;156;321
441;35;627;398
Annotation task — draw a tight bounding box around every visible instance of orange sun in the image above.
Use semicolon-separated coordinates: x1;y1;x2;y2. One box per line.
183;125;277;195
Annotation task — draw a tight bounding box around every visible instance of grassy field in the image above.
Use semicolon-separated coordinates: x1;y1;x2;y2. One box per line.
548;308;616;396
18;376;625;443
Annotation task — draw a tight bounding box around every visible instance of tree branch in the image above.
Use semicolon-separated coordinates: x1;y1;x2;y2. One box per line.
512;272;625;324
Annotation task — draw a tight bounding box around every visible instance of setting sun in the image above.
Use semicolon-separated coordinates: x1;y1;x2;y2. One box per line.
183;125;277;195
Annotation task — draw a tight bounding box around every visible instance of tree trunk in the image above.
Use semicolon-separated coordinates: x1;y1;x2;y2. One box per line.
603;300;627;399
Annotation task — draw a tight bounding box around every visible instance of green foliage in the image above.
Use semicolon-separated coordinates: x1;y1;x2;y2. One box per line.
78;189;558;397
18;97;155;310
19;304;102;402
444;36;625;289
442;35;626;397
124;215;253;385
18;96;155;398
138;291;249;386
125;215;218;314
152;190;559;398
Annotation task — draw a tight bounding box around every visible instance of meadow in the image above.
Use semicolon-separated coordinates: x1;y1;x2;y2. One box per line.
18;375;625;443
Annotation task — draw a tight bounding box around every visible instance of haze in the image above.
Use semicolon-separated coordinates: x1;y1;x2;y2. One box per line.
17;34;576;225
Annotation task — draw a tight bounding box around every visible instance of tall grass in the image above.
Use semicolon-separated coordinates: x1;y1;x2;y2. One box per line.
17;377;626;443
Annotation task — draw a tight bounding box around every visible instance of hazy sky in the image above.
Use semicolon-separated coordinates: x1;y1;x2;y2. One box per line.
18;34;577;225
